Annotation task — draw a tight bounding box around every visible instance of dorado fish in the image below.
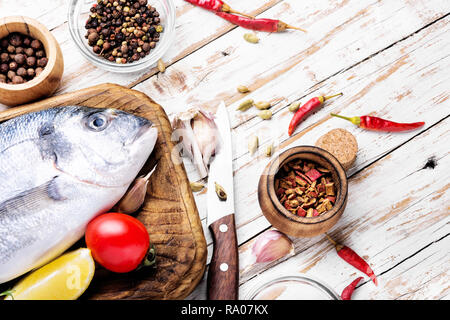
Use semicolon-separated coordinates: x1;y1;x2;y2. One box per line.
0;106;158;284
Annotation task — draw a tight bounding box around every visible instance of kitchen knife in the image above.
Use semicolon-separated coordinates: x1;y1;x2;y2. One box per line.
206;101;239;300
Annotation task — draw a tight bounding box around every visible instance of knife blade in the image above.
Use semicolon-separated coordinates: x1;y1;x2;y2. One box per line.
206;101;239;300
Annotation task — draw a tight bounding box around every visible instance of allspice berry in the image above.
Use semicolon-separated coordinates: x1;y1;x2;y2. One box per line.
35;67;44;76
14;53;25;65
26;56;36;67
24;47;34;56
27;68;35;77
16;67;27;77
37;57;48;68
88;32;99;45
0;33;48;84
8;61;18;71
30;39;42;49
12;75;24;84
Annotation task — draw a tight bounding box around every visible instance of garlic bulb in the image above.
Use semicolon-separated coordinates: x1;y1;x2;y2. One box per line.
172;108;218;179
252;229;295;263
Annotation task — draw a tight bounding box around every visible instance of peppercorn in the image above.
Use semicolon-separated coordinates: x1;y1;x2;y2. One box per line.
23;37;31;47
15;47;24;54
93;45;102;54
7;45;15;53
85;0;163;64
14;54;25;65
12;75;24;84
24;48;34;57
9;61;18;71
0;63;8;73
30;39;42;49
7;70;16;80
35;67;44;76
27;68;35;77
88;32;100;45
0;53;9;63
9;34;22;47
35;50;45;58
26;56;36;67
16;67;27;77
37;57;48;68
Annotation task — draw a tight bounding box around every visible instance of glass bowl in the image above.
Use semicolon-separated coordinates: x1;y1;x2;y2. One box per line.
245;275;340;300
68;0;176;73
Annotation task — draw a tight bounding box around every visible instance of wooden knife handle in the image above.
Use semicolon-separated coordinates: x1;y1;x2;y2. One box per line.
207;213;239;300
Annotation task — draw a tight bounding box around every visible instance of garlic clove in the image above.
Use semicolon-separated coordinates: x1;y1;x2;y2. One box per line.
252;229;295;263
116;164;157;214
172;107;219;179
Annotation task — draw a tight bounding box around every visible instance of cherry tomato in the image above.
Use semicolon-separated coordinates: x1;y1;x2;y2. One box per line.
85;212;150;273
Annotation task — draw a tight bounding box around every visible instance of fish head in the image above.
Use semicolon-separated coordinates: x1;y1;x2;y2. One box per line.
46;107;158;188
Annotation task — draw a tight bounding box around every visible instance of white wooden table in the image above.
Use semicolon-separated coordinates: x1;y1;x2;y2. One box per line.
1;0;448;300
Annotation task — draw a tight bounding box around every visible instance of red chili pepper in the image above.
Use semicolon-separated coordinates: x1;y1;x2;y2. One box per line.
330;113;425;132
341;277;363;300
288;93;342;136
185;0;254;19
325;234;378;286
216;12;306;33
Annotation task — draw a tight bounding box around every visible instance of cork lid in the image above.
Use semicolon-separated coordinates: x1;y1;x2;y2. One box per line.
315;129;358;171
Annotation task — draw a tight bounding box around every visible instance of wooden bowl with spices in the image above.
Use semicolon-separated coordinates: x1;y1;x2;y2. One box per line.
258;146;348;238
0;16;64;106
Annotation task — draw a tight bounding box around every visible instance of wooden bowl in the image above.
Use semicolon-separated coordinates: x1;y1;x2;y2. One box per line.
258;146;348;238
0;16;64;106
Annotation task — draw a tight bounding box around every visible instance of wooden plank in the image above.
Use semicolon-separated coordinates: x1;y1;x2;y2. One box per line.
0;0;283;110
187;115;449;299
191;14;450;249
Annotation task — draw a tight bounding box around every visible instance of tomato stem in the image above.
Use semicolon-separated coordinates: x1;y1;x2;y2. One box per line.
140;245;157;269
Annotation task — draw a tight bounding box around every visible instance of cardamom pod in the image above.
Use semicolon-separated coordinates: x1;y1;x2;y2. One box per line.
190;181;205;192
248;135;259;155
215;182;227;201
157;58;166;73
255;101;271;110
289;101;301;112
259;110;272;120
237;99;254;111
243;33;259;44
237;85;250;93
266;143;273;157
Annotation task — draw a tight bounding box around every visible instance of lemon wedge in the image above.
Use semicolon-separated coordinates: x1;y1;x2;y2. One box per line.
4;248;95;300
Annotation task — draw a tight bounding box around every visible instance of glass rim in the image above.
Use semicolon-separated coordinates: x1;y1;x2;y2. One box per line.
245;275;341;300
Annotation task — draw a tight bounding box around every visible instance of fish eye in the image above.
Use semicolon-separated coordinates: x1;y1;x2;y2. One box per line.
86;113;109;131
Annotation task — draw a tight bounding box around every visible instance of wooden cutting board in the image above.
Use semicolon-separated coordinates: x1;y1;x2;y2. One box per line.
0;83;207;300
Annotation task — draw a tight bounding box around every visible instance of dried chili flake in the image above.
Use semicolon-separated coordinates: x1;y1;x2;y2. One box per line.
275;159;337;218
